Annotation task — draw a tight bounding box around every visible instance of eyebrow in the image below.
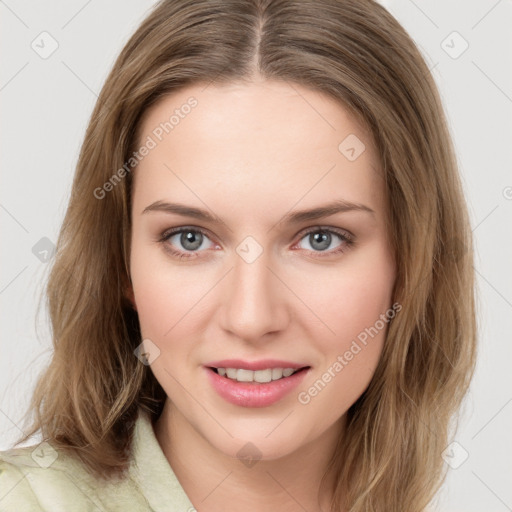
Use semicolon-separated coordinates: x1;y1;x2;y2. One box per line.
142;199;374;225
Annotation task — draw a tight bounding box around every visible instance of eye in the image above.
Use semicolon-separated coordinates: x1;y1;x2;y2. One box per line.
158;227;217;260
158;225;354;260
294;227;353;257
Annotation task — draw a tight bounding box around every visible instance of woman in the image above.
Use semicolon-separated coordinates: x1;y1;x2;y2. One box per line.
0;0;477;511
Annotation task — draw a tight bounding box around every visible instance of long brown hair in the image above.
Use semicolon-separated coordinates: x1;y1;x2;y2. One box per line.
14;1;477;510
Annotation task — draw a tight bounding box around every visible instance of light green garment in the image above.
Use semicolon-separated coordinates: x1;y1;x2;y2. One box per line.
0;409;196;511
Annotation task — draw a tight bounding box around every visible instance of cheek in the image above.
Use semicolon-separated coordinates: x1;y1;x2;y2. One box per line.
129;240;205;337
300;243;395;337
295;244;395;396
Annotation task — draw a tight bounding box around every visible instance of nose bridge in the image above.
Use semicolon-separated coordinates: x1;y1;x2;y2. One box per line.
220;241;287;340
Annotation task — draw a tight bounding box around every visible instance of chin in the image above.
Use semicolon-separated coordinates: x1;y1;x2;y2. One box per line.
209;432;302;465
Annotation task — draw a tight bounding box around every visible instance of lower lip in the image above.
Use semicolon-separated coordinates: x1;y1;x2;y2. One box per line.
205;367;310;408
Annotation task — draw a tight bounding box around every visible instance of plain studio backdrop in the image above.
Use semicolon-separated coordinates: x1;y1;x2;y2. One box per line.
1;1;511;511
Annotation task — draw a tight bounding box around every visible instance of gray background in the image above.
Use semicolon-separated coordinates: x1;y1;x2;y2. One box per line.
1;1;511;510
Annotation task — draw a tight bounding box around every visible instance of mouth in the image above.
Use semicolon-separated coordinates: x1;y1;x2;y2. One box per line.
207;366;311;384
205;364;311;408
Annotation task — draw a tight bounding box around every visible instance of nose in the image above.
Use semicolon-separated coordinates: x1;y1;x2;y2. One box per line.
219;247;289;343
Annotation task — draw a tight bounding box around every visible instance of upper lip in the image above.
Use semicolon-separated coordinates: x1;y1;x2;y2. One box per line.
205;359;310;371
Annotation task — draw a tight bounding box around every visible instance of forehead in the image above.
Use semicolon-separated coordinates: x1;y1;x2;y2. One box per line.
133;80;384;217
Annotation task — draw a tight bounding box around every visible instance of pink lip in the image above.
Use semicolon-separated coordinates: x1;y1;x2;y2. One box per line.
205;359;307;371
204;366;310;408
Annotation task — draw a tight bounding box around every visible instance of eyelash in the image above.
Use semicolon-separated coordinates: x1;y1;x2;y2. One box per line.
157;225;354;261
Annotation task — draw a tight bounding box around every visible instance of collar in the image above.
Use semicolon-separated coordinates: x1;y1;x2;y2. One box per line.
129;408;195;512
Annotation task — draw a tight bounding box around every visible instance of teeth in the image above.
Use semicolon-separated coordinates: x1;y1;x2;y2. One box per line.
215;367;300;383
225;368;237;379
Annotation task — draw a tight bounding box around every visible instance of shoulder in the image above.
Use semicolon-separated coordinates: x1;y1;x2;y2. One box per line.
0;444;148;512
0;443;97;511
0;446;41;511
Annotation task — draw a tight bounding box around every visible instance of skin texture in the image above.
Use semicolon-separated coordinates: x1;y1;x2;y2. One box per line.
127;79;396;512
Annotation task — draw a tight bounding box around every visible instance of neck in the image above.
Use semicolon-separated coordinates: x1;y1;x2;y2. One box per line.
153;399;346;512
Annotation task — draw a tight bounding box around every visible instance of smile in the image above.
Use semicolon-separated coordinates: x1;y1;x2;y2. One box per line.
205;365;311;408
212;367;305;383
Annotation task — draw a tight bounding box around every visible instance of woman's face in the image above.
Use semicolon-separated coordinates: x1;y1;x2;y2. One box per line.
128;80;396;461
